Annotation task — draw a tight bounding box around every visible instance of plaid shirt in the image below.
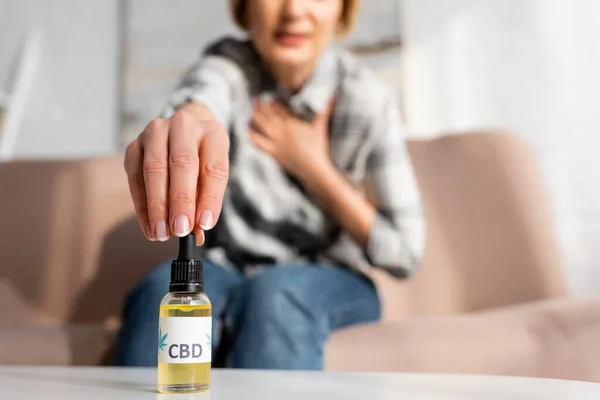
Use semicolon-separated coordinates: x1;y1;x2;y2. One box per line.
162;38;424;278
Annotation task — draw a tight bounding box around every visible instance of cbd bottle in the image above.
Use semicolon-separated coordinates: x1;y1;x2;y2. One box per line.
157;233;212;393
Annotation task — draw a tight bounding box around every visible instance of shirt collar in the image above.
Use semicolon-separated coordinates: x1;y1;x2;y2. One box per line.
253;43;339;119
287;46;338;116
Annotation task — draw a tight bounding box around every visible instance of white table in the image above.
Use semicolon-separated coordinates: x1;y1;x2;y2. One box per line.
1;367;599;399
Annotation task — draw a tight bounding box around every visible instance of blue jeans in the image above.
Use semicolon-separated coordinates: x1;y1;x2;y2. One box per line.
114;260;380;369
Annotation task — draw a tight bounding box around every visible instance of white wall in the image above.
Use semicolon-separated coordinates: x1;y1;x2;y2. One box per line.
401;0;600;295
0;0;401;156
0;0;119;159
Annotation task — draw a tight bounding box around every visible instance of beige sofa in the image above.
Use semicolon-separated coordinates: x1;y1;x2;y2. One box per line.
1;132;599;381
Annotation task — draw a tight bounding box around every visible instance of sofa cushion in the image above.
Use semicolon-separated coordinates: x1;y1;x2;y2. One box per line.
325;297;600;382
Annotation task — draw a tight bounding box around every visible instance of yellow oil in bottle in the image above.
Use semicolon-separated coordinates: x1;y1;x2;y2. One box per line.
157;303;212;393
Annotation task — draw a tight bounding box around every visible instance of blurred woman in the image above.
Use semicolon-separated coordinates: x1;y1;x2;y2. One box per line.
117;0;424;369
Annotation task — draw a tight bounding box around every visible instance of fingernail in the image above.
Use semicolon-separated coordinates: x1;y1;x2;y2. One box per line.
174;215;190;237
196;230;205;246
155;220;169;242
145;224;156;241
199;211;214;230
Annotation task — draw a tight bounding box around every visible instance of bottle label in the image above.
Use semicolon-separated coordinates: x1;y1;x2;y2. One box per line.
158;317;212;364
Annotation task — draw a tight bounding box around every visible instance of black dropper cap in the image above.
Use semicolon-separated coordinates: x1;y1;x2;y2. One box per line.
169;233;203;293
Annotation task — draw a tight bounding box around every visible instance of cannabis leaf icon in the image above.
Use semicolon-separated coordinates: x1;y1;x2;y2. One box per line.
158;327;168;352
205;332;211;349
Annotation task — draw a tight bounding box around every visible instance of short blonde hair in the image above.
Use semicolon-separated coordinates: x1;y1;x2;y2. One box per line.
229;0;359;37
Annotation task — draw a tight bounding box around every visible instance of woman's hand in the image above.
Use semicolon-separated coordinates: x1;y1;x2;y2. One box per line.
124;104;230;245
249;100;333;182
250;98;376;248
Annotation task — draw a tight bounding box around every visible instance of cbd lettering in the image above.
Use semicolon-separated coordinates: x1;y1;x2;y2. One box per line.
168;343;203;359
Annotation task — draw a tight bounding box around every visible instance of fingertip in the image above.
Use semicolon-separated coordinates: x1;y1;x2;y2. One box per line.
198;210;214;231
194;229;205;246
173;215;192;237
248;128;258;141
145;223;156;241
155;220;170;242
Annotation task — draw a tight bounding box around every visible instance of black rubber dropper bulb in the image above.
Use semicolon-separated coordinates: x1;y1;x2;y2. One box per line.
169;232;203;293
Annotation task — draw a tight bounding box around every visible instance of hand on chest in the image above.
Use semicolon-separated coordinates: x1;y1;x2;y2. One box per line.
228;96;373;208
247;98;333;181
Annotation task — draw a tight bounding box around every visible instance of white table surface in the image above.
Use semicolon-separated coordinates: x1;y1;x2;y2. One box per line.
1;367;599;400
